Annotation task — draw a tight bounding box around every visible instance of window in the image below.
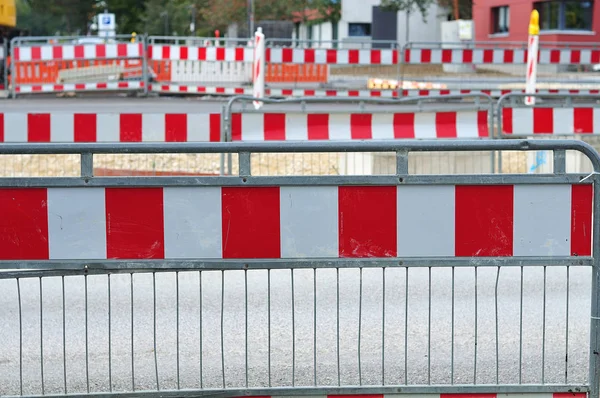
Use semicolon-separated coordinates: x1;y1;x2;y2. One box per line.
348;23;371;37
491;6;510;34
534;1;594;31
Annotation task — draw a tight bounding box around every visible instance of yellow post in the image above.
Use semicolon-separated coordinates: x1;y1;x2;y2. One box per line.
528;10;539;36
130;32;137;43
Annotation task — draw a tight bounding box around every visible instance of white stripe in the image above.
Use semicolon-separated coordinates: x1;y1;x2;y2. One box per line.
513;185;571;256
594;109;600;134
269;48;282;63
472;49;484;64
337;50;349;65
142;113;166;142
241;114;264;141
492;49;504;63
452;49;463;63
18;47;31;61
559;49;571;64
514;49;526;63
371;113;395;140
314;49;327;64
285;114;308;141
280;186;338;258
170;45;181;60
552;108;574;135
50;113;74;142
510;108;534;136
430;49;442;64
127;43;140;57
539;49;551;64
105;44;117;59
151;45;162;60
40;46;53;61
163;187;222;259
206;46;217;61
243;47;254;62
96;114;120;142
413;112;437;139
455;111;479;138
187;113;212;142
3;113;27;142
62;45;75;60
359;50;370;65
224;47;236;61
397;186;455;257
381;49;393;65
328;114;352;140
84;45;96;59
47;188;107;260
293;49;305;63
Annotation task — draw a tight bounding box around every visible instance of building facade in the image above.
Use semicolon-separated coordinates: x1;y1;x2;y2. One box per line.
473;0;600;43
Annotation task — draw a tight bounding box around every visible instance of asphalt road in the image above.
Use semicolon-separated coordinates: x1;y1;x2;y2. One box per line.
0;266;592;396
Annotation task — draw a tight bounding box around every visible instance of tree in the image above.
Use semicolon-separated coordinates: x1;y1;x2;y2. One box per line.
437;0;473;20
380;0;435;20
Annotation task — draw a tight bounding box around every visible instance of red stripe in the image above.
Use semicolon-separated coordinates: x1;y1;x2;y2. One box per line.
74;45;84;59
404;49;411;63
0;113;4;142
350;114;372;139
282;48;293;63
533;108;554;134
28;114;51;142
117;44;127;57
235;47;244;61
592;51;600;64
307;114;329;140
74;114;97;142
327;49;337;63
420;49;431;63
503;49;514;63
455;185;514;257
265;48;271;62
264;113;286;140
216;47;225;61
13;47;19;61
210;113;221;142
483;49;494;63
462;49;473;63
31;47;41;60
95;45;106;58
96;83;107;89
221;187;281;259
0;188;49;260
304;49;315;63
349;90;360;96
393;113;415;138
165;114;187;142
105;188;165;259
477;111;489;137
502;108;513;134
436;112;457;138
53;46;63;59
571;184;593;257
371;50;381;64
180;46;188;60
392;49;399;64
348;49;359;64
339;186;397;258
570;50;581;64
120;114;142;142
574;108;593;133
231;113;242;141
147;45;153;59
550;50;560;63
441;49;452;63
441;395;496;398
198;47;206;60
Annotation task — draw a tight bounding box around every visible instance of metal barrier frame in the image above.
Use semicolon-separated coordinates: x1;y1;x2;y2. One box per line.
495;93;600;138
0;140;599;398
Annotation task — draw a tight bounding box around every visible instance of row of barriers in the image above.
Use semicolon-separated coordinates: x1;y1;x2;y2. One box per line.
4;35;600;98
0;139;599;398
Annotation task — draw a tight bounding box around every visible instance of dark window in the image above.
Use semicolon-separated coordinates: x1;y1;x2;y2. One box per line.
491;6;510;34
348;23;371;37
534;0;594;30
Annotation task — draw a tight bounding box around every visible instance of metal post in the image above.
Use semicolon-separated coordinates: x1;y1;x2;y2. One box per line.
589;172;600;398
10;37;17;99
553;150;566;174
81;153;94;178
142;35;148;96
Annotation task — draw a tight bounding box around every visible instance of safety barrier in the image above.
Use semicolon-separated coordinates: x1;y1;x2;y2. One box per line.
0;140;597;398
10;35;147;97
0;41;7;91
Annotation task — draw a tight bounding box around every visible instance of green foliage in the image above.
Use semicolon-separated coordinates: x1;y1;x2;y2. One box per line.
380;0;435;20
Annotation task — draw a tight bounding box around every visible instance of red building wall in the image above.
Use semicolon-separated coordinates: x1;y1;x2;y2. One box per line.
473;0;600;44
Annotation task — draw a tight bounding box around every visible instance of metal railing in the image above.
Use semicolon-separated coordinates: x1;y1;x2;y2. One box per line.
0;139;598;398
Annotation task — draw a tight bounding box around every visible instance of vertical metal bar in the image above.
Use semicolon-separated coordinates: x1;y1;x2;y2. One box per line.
80;152;93;178
240;152;251;177
62;276;67;394
176;272;180;390
245;270;248;388
221;270;225;388
108;274;112;392
474;267;478;385
519;266;524;384
565;266;570;384
199;271;203;389
313;268;317;387
336;268;341;387
451;266;455;385
542;266;547;384
382;267;386;386
588;174;600;398
153;273;159;390
358;267;363;386
85;275;89;393
268;269;272;387
554;150;566;174
130;273;135;391
495;267;501;385
40;277;44;395
404;267;409;385
17;278;23;396
291;269;296;387
427;267;431;385
396;150;409;175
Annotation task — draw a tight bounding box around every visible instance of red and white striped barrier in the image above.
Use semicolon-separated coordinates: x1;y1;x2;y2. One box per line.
0;184;591;260
230;111;490;141
502;107;600;135
404;48;600;65
0;112;221;142
15;81;145;94
13;43;144;62
148;45;254;61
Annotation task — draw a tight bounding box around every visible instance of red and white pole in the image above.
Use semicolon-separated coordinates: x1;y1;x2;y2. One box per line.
525;10;540;106
253;27;265;110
